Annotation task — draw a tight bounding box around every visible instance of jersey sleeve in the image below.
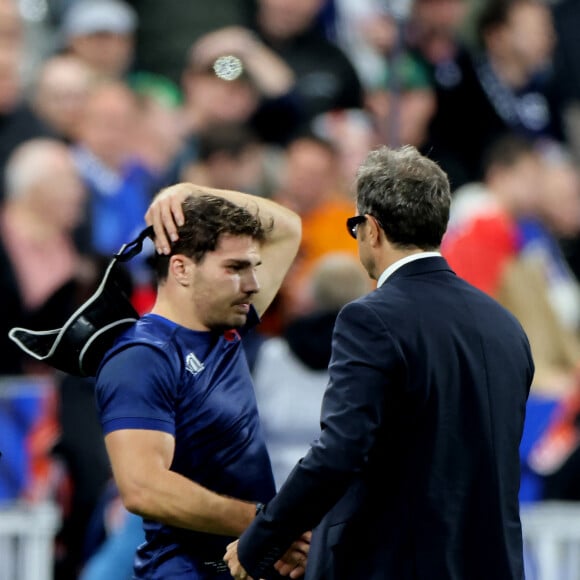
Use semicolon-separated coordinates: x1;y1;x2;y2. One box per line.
95;344;180;436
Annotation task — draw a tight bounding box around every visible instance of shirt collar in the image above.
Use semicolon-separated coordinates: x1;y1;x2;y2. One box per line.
377;251;442;288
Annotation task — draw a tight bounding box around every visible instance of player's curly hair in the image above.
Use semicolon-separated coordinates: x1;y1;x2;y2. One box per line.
152;193;269;281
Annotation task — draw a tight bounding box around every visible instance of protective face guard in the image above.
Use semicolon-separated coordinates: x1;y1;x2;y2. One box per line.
9;226;154;377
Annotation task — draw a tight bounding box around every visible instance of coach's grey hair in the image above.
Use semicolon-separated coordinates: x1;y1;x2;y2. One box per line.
355;145;451;249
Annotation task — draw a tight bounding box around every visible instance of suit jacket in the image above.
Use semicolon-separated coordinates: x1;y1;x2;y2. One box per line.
238;257;534;579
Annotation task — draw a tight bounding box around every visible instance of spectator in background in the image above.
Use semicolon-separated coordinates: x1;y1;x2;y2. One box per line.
405;0;470;88
270;132;359;325
0;0;23;51
511;146;580;506
0;47;52;201
437;126;580;509
30;54;96;143
442;133;543;296
518;144;580;336
550;0;580;285
165;26;299;185
0;138;90;376
364;50;437;148
253;252;372;490
121;0;250;85
539;149;580;244
130;88;185;187
188;25;297;115
0;138;109;580
177;25;298;165
0;48;20;115
442;133;580;398
71;80;157;296
425;0;563;191
59;0;138;80
329;0;399;92
58;0;184;155
551;0;580;163
181;122;273;198
312;108;380;192
246;0;365;124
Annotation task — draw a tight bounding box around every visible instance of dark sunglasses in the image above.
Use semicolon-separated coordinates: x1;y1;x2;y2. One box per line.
346;215;367;239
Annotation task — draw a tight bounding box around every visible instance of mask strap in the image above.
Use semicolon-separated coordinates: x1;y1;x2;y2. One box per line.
114;225;154;263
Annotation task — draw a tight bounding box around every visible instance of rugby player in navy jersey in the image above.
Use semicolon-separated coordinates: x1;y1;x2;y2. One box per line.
95;184;308;579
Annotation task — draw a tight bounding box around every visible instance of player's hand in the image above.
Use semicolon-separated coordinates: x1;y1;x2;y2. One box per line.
145;184;191;254
224;540;254;579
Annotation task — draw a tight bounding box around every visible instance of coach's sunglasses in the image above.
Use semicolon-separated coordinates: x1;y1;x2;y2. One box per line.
346;215;367;239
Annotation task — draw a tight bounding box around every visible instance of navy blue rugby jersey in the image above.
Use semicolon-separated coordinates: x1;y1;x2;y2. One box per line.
95;308;276;579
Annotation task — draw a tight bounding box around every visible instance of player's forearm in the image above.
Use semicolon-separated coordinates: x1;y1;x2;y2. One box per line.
146;182;302;259
121;468;256;536
192;184;301;243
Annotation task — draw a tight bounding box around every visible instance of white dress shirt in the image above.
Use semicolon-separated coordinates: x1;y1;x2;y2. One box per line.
377;252;442;288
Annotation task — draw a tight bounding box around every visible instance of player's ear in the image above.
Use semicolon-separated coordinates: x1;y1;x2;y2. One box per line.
170;255;193;286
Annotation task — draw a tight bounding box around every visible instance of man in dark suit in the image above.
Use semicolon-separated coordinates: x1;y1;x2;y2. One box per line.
224;144;535;579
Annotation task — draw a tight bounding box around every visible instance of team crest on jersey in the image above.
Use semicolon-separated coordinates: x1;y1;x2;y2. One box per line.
185;352;205;375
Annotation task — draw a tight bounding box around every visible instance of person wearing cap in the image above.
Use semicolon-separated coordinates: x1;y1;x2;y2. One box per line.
90;184;308;578
60;0;137;79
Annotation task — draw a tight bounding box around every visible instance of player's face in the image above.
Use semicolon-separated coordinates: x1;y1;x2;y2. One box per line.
193;234;261;331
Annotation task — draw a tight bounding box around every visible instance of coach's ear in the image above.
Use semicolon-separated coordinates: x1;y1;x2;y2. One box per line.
366;214;383;247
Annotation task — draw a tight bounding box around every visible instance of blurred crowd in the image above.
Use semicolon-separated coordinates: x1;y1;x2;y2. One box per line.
2;0;580;578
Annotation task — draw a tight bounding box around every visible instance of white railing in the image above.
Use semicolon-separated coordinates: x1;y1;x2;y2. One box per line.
0;498;578;580
0;501;60;580
522;501;580;580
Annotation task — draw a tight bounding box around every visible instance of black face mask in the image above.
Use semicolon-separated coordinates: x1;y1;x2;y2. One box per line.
8;226;153;377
